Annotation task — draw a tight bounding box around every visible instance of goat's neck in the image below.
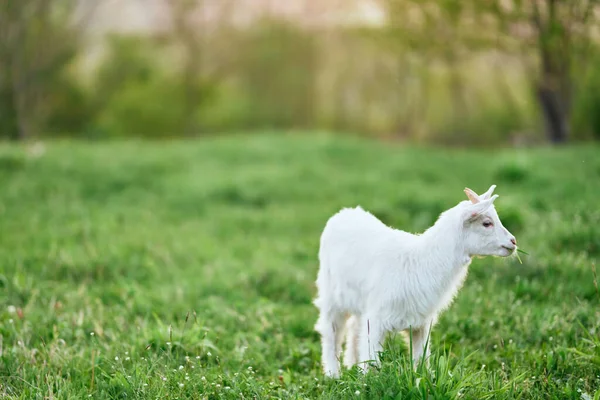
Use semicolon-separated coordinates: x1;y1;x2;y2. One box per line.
418;216;471;276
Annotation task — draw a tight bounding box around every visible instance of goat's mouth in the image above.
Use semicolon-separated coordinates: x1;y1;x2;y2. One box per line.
501;245;516;253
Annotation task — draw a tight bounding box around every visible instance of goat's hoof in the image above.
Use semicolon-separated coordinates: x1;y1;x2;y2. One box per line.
324;369;340;379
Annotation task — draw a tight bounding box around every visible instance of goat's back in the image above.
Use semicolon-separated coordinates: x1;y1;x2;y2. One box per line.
315;207;415;314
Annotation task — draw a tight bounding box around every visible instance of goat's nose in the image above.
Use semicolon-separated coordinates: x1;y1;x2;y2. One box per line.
511;238;517;245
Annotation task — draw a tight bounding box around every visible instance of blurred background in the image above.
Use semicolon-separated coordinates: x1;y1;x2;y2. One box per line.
1;3;600;397
1;0;599;146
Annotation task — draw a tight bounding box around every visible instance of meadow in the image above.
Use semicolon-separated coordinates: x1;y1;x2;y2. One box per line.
0;133;599;399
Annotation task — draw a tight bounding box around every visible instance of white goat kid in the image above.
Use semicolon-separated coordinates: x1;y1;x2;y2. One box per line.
313;185;517;378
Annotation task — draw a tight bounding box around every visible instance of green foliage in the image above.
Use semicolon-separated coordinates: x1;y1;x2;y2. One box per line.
92;35;160;109
0;134;599;398
0;83;19;139
44;69;92;136
92;77;187;138
572;49;600;141
88;36;183;138
88;35;224;138
0;0;84;139
223;19;317;130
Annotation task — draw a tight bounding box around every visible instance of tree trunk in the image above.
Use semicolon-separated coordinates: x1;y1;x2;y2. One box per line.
536;83;570;143
533;0;572;144
537;48;571;144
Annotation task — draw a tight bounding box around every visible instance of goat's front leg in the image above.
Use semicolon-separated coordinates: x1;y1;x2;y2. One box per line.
357;316;384;374
408;320;434;370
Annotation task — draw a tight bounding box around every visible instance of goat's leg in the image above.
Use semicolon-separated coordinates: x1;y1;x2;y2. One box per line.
315;311;346;378
357;316;384;374
409;320;433;370
343;314;360;369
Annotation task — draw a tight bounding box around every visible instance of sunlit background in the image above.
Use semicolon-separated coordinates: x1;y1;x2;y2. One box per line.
2;0;599;145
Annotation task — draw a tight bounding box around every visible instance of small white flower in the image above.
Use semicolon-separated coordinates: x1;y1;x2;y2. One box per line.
90;332;95;336
162;377;167;381
125;352;129;355
179;365;184;370
185;356;190;361
248;366;253;370
115;356;119;361
7;306;16;314
196;356;200;359
225;386;231;390
8;319;13;324
493;344;498;349
166;342;171;346
125;357;130;361
143;383;148;387
207;352;212;356
355;390;361;396
216;384;221;388
508;339;513;344
549;337;553;341
179;383;184;388
185;376;190;380
201;376;206;381
191;366;195;369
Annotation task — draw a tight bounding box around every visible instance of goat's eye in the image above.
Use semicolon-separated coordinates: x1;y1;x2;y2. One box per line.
483;221;493;228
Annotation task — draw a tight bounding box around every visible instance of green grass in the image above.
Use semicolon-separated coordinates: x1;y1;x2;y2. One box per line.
1;133;599;399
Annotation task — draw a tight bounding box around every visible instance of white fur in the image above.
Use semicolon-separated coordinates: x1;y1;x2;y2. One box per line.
313;185;516;377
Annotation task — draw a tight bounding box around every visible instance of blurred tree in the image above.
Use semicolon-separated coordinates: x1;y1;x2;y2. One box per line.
477;0;599;143
162;0;232;135
234;19;317;130
0;0;92;139
164;0;204;136
92;35;158;113
90;35;187;138
381;0;600;144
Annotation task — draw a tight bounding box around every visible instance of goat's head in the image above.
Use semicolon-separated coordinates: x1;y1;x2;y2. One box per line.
460;185;517;257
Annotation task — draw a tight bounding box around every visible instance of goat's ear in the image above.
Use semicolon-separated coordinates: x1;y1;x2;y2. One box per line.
464;194;499;221
480;184;497;200
464;187;480;204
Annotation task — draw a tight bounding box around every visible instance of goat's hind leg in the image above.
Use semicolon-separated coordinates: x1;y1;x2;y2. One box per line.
407;320;434;370
357;316;385;374
343;314;360;369
315;310;346;378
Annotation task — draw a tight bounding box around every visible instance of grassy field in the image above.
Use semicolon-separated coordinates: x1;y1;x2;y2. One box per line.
0;134;599;399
